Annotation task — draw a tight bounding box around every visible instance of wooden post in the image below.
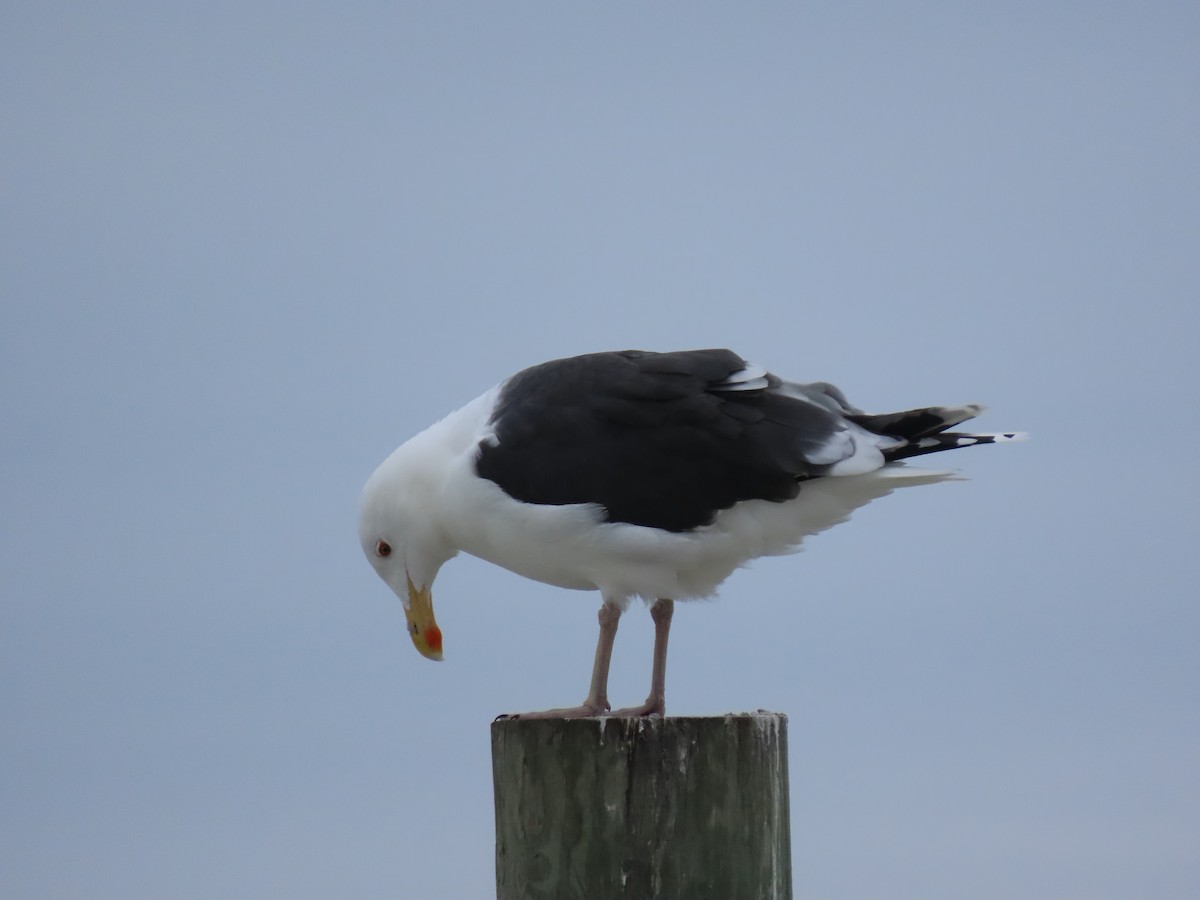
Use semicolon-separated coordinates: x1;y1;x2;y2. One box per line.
491;712;791;900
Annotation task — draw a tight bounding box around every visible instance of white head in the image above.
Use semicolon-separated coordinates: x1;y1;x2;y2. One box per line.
358;436;459;661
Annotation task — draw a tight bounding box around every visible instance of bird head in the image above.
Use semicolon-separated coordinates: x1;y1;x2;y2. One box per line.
359;442;458;661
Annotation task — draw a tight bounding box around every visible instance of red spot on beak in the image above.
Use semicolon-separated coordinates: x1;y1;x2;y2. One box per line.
425;624;443;654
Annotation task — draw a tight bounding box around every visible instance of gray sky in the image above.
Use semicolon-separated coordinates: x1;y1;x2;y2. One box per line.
3;3;1198;898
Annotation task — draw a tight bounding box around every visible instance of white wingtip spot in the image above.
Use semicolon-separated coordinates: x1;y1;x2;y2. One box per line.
715;362;771;392
955;403;987;418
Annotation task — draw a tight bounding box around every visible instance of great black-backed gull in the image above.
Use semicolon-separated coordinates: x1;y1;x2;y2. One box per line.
358;349;1023;718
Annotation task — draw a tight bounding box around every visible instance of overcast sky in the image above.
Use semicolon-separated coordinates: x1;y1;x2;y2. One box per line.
3;4;1198;898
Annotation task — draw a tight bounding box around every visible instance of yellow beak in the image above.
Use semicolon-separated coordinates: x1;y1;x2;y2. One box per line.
404;577;444;661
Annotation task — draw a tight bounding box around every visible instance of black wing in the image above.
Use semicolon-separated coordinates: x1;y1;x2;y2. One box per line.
474;349;850;532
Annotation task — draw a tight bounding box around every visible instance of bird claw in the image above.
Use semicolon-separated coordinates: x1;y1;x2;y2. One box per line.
497;700;611;720
496;693;666;720
608;697;665;717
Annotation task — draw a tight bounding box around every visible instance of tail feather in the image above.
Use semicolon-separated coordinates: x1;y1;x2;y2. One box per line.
882;430;1028;462
847;403;985;440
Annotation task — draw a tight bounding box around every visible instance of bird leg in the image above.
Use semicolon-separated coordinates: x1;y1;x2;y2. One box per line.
506;600;622;719
609;598;674;717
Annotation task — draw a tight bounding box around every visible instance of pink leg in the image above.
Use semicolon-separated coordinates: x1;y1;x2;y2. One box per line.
508;601;622;719
610;598;674;717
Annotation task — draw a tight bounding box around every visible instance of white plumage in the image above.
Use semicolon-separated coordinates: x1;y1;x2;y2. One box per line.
359;350;1022;717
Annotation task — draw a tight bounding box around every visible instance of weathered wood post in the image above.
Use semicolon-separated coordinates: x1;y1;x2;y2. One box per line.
491;712;791;900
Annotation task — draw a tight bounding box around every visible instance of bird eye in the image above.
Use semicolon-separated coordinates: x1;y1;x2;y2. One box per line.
375;540;392;558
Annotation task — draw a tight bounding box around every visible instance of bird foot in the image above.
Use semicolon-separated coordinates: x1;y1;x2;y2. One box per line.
608;696;665;717
498;700;611;720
